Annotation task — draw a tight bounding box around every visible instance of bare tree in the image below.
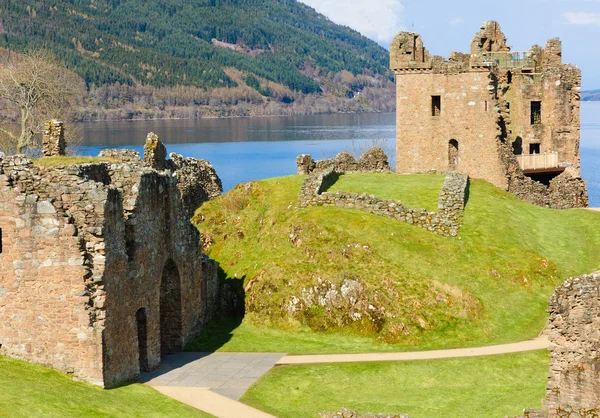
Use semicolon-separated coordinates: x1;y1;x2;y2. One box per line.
0;49;83;154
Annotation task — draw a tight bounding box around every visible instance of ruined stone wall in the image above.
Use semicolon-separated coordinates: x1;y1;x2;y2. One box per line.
516;274;600;418
0;156;108;385
297;148;392;176
500;41;581;173
91;149;221;387
299;171;468;237
0;143;222;388
394;70;508;189
542;274;600;417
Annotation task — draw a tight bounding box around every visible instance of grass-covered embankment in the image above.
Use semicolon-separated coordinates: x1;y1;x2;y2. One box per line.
242;350;549;418
0;356;213;417
192;173;600;353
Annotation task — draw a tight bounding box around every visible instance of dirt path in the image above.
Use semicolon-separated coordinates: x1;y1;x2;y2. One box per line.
147;335;549;417
276;335;549;365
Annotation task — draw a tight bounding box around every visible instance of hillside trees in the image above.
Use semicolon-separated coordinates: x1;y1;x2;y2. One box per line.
0;49;83;153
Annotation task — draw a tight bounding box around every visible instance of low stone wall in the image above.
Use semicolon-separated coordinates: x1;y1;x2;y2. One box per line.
299;170;468;237
319;409;410;418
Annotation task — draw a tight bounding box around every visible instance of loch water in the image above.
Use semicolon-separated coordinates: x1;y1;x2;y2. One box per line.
79;102;600;206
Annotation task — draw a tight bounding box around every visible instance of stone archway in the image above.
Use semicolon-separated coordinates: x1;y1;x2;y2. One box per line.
160;259;183;355
136;308;149;371
448;139;459;170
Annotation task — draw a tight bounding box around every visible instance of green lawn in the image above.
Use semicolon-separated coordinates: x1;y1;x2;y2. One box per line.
242;351;549;418
0;356;213;418
192;173;600;354
327;173;444;210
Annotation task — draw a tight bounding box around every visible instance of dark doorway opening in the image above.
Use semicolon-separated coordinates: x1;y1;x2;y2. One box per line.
448;140;459;170
136;308;149;372
160;259;183;355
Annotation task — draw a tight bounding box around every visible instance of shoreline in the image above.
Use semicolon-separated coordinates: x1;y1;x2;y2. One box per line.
74;109;394;124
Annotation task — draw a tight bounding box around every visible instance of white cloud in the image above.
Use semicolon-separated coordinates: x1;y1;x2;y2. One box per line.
449;17;465;25
300;0;405;44
564;11;600;25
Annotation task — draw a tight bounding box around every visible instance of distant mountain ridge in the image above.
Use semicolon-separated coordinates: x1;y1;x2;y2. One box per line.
0;0;396;120
582;90;600;101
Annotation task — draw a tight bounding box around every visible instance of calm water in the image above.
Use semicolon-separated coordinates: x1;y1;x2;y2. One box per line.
79;103;600;206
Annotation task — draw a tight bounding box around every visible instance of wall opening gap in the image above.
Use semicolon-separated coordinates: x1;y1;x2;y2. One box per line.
531;101;542;125
432;96;441;117
136;308;149;372
529;143;540;154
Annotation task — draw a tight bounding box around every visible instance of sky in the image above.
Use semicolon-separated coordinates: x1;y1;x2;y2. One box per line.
299;0;600;90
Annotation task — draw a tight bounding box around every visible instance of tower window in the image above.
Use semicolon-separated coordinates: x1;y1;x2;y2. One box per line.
432;96;441;117
0;228;2;253
529;144;540;154
531;101;542;125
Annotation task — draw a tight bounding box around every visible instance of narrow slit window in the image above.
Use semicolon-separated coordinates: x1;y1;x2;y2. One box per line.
529;144;540;154
432;96;441;117
531;101;542;125
0;228;2;253
485;101;488;112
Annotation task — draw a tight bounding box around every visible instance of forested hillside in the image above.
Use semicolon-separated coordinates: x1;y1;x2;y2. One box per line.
0;0;396;120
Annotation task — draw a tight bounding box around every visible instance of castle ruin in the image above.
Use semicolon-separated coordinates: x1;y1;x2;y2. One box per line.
390;21;587;209
0;131;223;387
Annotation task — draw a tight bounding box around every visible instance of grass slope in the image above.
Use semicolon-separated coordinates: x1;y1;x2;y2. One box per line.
242;351;549;418
0;356;213;418
193;174;600;353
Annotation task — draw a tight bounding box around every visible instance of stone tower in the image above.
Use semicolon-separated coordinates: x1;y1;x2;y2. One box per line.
390;21;587;209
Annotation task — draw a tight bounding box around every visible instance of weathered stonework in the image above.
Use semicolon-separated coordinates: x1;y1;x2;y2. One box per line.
41;120;66;157
319;409;410;418
297;148;392;175
0;136;222;388
390;21;587;209
297;154;468;237
515;273;600;418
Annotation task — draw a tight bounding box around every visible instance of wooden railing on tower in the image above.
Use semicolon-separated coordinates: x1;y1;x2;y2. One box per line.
516;152;559;171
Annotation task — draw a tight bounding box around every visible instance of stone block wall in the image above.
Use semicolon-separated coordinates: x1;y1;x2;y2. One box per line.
542;274;600;417
298;170;468;237
390;21;586;209
0;155;110;385
0;138;222;388
41;120;66;157
514;274;600;418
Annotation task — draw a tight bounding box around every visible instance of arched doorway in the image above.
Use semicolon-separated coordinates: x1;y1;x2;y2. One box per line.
448;139;459;170
160;259;183;355
136;308;149;371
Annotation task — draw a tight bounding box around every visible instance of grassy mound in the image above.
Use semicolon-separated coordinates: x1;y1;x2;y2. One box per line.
0;355;213;417
193;173;600;352
242;351;549;418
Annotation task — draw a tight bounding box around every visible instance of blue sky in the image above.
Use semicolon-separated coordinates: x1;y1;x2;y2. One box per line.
300;0;600;90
